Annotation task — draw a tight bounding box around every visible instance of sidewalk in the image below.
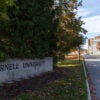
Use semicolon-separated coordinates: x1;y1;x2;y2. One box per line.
84;55;100;100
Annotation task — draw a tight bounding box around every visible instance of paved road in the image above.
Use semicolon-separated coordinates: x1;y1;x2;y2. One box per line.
84;55;100;99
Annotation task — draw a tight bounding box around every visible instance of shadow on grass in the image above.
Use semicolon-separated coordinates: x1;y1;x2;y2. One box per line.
0;60;87;100
0;66;72;100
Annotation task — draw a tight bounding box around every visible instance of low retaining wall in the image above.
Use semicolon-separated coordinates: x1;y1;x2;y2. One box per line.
0;57;53;83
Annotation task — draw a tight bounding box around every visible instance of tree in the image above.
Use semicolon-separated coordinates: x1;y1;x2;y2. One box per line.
55;0;87;60
6;0;58;59
0;0;14;34
0;0;14;60
0;0;87;61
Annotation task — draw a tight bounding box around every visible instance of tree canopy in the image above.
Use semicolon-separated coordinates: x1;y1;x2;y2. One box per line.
55;0;87;59
0;0;87;60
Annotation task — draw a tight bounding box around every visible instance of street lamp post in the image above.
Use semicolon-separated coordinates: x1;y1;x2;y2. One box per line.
78;46;81;63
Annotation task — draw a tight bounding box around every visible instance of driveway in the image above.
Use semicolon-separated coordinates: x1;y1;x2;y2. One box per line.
84;55;100;100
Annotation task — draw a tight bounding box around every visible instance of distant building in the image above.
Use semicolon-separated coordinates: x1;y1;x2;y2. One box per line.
88;36;100;55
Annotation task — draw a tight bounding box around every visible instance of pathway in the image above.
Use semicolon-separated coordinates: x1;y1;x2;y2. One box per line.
84;55;100;100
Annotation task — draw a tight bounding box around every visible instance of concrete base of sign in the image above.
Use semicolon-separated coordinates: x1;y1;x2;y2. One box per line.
0;57;53;84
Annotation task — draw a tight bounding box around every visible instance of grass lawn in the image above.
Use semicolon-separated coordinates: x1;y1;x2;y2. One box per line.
15;59;88;100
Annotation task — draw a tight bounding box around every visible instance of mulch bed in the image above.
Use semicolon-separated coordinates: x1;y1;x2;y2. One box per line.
0;67;71;100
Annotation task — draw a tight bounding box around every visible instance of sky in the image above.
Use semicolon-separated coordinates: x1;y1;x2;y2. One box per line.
78;0;100;39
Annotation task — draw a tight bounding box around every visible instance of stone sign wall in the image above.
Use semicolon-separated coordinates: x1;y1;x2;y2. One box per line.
0;57;53;84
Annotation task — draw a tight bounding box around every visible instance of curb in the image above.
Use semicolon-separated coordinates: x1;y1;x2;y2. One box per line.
83;60;91;100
